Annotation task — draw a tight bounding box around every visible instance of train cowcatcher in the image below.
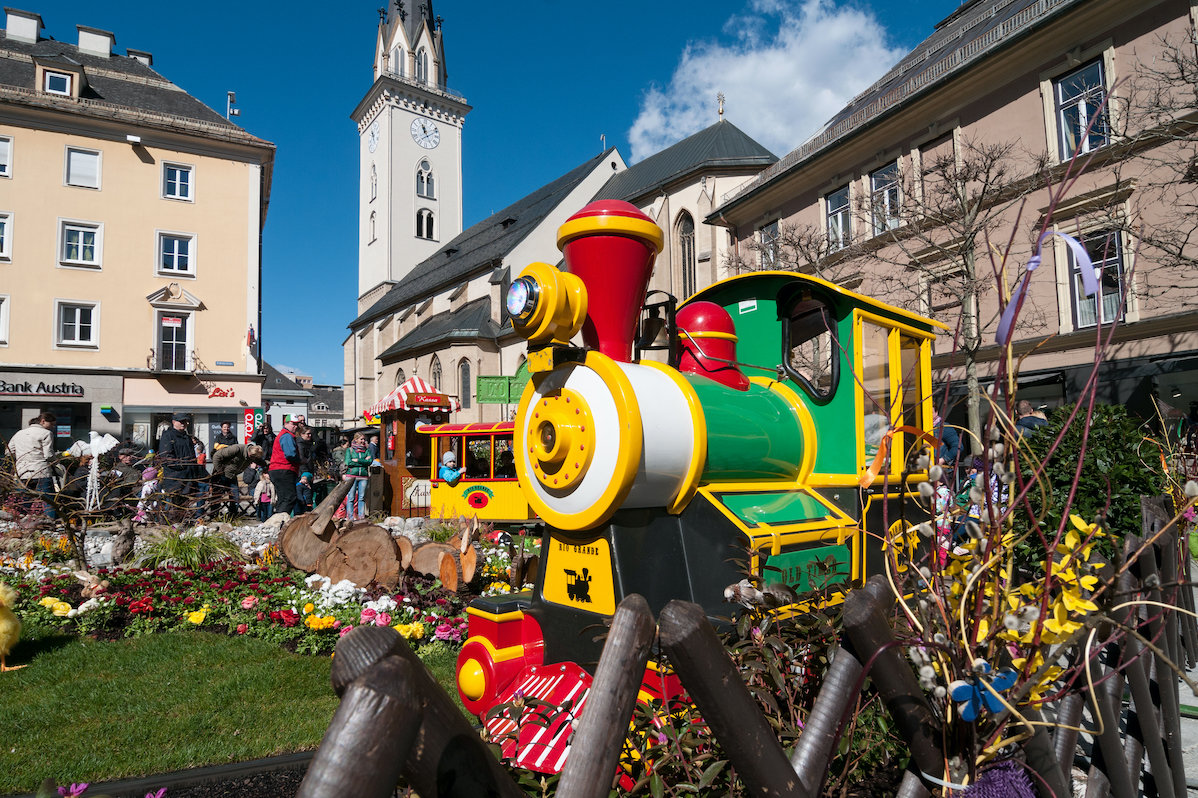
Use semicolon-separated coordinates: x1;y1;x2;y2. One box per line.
455;199;944;773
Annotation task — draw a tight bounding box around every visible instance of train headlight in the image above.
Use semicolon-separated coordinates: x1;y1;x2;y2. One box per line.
508;261;587;347
527;388;594;490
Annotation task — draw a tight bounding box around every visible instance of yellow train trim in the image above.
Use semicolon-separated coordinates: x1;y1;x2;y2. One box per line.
465;606;526;624
639;360;707;515
464;633;531;665
557;214;664;253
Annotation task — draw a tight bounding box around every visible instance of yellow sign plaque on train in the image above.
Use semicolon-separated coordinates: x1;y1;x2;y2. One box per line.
542;533;615;616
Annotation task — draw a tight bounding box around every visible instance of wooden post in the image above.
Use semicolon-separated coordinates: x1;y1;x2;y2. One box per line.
840;584;943;784
658;600;805;798
1019;707;1071;798
297;655;421;798
788;644;861;795
894;770;931;798
1123;636;1176;798
330;625;524;798
557;595;656;798
1053;693;1085;775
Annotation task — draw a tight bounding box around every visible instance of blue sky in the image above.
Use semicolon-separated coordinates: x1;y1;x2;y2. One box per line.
33;0;959;385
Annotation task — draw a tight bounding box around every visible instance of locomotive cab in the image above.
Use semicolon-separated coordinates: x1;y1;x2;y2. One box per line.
456;200;944;771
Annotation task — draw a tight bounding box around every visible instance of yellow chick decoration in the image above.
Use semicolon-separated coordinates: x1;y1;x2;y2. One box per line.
0;582;25;672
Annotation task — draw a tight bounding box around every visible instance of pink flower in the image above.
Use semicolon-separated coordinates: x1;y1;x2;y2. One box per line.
332;619;341;628
58;784;89;798
236;623;248;634
359;607;377;624
241;596;258;610
339;625;355;637
435;622;454;641
374;612;392;627
145;789;167;798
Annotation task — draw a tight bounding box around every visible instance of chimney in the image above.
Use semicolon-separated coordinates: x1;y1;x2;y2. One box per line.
4;8;43;44
76;24;114;57
126;48;152;67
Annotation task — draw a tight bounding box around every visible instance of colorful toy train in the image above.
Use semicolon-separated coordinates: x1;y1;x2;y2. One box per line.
454;200;943;772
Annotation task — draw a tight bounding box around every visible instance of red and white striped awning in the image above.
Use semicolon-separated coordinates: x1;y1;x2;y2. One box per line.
368;376;461;416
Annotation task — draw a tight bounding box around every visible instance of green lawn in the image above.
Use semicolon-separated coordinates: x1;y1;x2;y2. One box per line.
0;629;463;794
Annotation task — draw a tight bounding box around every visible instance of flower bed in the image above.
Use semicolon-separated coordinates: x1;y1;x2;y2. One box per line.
2;559;470;656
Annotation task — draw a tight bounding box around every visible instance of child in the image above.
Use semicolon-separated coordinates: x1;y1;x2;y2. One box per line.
256;472;277;522
134;467;159;523
296;471;314;515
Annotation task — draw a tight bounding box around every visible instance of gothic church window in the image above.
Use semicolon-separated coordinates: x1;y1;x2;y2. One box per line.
370;163;377;201
430;355;442;390
416;48;428;84
416;208;435;240
417;160;435;198
676;212;696;298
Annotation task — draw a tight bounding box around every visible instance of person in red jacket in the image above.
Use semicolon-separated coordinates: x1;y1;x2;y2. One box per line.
268;416;302;516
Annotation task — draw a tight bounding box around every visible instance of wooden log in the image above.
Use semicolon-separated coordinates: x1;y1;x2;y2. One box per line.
410;541;456;577
315;525;403;590
789;643;862;796
1124;637;1175;798
296;654;421;798
438;550;458;592
279;480;355;572
1053;693;1085;774
894;770;931;798
840;585;943;784
396;534;412;571
658;600;804;798
1091;653;1135;798
330;625;524;798
1019;707;1071;798
1155;528;1187;798
557;594;656;798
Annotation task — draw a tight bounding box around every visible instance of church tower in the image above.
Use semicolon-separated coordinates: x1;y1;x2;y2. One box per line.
352;0;471;312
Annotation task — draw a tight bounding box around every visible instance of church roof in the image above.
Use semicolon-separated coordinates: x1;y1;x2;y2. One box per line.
352;147;620;329
715;0;1084;214
592;120;776;204
379;296;500;362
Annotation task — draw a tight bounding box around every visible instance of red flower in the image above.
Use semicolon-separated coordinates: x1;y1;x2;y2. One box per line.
236;623;248;634
256;611;266;621
280;609;299;628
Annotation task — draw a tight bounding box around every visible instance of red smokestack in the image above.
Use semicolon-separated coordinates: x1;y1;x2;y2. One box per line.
557;200;663;362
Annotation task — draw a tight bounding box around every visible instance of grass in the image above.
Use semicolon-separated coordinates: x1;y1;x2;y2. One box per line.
0;628;465;794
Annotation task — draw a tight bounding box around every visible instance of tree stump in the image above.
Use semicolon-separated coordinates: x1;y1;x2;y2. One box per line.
316;525;405;590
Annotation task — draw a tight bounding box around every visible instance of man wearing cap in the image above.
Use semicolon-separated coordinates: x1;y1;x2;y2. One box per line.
268;416;303;516
105;447;143;510
158;413;199;515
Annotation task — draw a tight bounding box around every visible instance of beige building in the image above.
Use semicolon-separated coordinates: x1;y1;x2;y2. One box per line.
711;0;1198;434
0;10;274;451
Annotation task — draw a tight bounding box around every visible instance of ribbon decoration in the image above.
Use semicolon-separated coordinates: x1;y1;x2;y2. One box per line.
996;231;1096;347
859;424;941;488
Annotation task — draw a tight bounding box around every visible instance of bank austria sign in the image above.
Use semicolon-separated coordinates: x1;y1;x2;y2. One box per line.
0;379;86;397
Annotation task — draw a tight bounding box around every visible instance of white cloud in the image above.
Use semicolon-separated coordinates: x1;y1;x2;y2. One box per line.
628;0;906;161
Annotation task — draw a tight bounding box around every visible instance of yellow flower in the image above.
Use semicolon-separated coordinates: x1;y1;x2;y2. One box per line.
39;596;59;608
52;601;72;616
187;610;207;624
303;602;315;615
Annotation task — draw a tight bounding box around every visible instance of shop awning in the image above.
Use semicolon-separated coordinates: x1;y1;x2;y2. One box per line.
368;376;462;416
415;421;515;435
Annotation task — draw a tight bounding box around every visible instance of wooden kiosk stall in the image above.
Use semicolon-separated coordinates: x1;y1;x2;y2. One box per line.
366;376;460;517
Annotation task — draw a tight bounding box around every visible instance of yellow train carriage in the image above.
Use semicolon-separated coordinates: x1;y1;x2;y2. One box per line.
418;421;537;525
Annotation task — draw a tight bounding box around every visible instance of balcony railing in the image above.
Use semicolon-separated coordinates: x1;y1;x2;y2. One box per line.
381;66;466;102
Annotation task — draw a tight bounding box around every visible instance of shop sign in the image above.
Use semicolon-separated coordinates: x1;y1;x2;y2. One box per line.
161;316;183;328
208;386;236;398
0;379;86;397
410;393;446;405
243;407;264;444
55;424;71;439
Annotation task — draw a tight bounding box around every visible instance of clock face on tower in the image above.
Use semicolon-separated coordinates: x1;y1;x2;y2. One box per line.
367;120;380;153
410;117;440;149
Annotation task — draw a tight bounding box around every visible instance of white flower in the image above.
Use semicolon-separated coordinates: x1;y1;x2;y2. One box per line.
1186;480;1198;499
918;482;935;499
928;465;943;482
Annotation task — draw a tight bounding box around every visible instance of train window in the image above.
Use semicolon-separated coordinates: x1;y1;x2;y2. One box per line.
494;435;516;478
860;321;892;471
898;336;926;445
465;436;492;478
783;299;838;401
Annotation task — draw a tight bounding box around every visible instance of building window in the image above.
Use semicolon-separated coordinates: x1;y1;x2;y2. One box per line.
57;301;98;347
369;211;376;243
163;163;192;200
416;208;435;240
677;212;696;297
370;163;377;201
416;159;435;198
313;402;329;412
459;360;471;409
60;221;102;267
0;136;11;177
1055;60;1108;160
0;294;8;345
871;162;901;234
43;71;71;95
396;368;406;386
390;47;404;77
0;213;10;260
430;356;442;390
759;220;780;268
157;311;191;371
416;48;428;84
158;233;194;275
65;147;100;188
826;185;851;251
1071;230;1124;328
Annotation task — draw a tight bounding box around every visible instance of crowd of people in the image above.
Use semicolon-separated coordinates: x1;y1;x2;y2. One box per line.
1;412;375;526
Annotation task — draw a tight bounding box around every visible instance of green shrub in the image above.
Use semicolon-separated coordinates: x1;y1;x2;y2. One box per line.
134;528;242;569
1014;403;1165;567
